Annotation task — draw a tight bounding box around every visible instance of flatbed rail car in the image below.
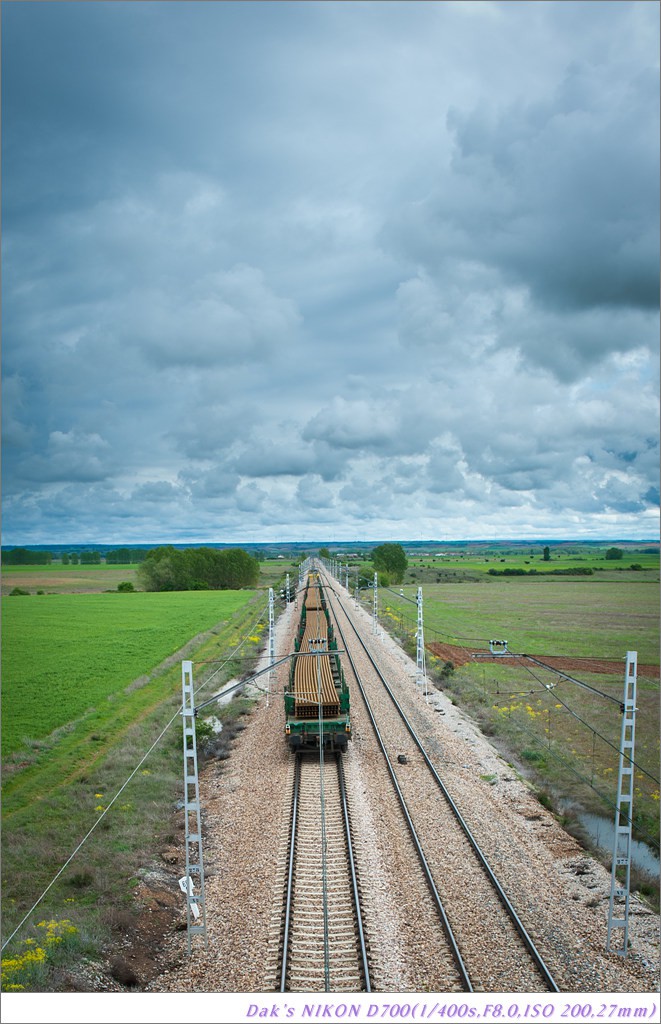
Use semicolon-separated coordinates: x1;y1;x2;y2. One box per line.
285;573;351;752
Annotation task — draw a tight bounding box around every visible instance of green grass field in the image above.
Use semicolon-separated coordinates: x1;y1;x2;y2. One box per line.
1;582;269;984
1;590;253;755
383;575;660;662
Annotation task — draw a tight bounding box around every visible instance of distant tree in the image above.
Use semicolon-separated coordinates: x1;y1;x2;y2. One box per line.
69;552;79;565
542;546;551;561
371;543;408;584
80;551;101;564
319;547;331;560
61;552;70;565
605;547;624;560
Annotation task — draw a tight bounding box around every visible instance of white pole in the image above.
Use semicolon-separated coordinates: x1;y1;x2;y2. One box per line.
268;587;275;707
416;586;428;699
607;651;638;956
372;572;378;635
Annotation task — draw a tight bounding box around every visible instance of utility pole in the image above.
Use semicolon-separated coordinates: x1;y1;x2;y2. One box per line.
416;586;428;700
607;651;638;957
372;572;378;635
268;587;275;707
180;661;207;952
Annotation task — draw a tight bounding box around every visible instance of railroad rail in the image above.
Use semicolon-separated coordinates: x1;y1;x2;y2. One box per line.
278;752;370;992
322;568;560;993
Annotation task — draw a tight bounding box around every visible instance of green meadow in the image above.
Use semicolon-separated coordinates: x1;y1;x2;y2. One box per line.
1;581;268;982
2;590;253;756
387;575;660;662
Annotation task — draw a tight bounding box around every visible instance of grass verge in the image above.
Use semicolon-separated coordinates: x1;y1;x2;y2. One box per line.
1;592;271;991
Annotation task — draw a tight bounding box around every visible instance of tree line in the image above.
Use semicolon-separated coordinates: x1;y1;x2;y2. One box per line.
62;548;148;564
137;546;259;591
1;548;53;565
105;548;149;564
2;543;259;591
2;547;149;565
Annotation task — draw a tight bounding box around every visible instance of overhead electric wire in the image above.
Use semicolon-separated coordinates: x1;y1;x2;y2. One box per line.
2;596;276;952
365;571;660;790
381;590;634;708
507;655;660;786
1;707;181;953
496;711;660;855
193;597;270;691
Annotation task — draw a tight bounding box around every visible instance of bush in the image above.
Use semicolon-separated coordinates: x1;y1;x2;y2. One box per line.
117;581;135;592
9;587;30;596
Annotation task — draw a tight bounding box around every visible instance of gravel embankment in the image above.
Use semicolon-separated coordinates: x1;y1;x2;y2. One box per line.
148;582;659;994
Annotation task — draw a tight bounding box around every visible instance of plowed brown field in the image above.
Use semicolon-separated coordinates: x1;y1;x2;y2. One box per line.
427;641;659;678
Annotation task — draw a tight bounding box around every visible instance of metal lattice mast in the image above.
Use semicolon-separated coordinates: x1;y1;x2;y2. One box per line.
267;587;275;707
372;572;378;634
181;660;208;952
607;651;638;956
416;586;428;699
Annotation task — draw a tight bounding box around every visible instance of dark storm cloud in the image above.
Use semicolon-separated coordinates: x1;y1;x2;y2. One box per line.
384;60;658;321
2;1;658;543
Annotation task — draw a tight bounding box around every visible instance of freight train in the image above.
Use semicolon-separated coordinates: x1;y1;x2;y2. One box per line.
284;573;351;752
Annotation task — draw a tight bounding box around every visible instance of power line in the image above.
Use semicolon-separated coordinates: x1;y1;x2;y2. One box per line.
1;599;275;952
496;710;660;855
491;658;660;788
521;654;623;706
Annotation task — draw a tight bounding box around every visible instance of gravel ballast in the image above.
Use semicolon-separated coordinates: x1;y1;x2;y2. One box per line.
148;582;659;994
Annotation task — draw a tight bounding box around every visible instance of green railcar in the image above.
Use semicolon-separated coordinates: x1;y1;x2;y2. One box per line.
285;575;351;752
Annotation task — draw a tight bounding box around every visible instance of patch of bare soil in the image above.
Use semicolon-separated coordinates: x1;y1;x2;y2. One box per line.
428;642;659;678
61;835;188;992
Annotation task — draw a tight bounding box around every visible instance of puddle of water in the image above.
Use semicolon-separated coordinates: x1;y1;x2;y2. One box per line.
579;812;660;878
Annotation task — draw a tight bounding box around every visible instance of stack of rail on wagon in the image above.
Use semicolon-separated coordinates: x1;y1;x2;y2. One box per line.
284;573;351;752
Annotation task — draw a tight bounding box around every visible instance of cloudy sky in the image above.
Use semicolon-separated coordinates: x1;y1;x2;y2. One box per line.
2;0;659;545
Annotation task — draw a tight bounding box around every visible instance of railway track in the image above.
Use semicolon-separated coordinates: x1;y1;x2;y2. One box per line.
322;568;560;993
276;751;370;993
